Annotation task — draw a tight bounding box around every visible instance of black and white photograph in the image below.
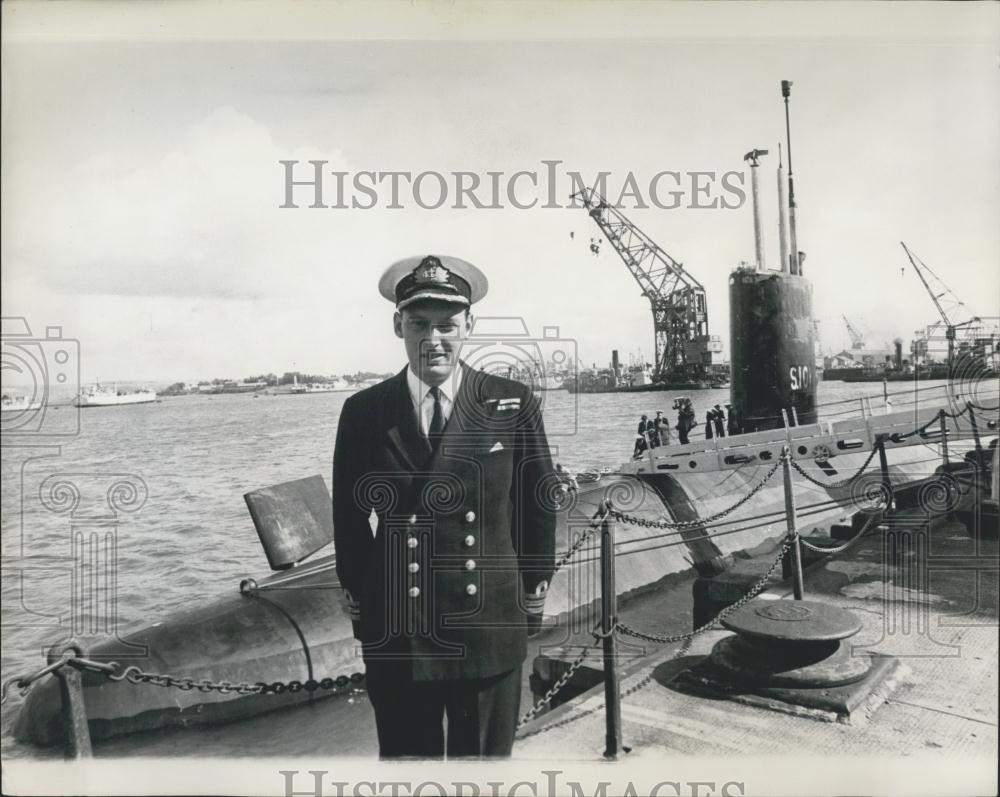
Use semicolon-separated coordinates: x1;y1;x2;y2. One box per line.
2;3;998;795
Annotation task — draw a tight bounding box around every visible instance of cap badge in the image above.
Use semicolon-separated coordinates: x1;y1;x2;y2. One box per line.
415;256;450;285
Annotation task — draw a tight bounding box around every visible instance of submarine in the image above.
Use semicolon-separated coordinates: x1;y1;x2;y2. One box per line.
11;82;999;755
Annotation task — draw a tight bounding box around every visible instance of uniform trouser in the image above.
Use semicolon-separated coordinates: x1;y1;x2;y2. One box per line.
364;660;523;759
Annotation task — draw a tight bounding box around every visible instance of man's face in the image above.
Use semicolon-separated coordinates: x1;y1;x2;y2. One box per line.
394;301;472;386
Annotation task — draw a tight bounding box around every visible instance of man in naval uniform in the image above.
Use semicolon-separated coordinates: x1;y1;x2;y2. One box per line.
332;254;557;758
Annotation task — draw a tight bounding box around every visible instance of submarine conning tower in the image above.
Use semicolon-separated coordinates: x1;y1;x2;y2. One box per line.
730;81;816;433
729;268;817;432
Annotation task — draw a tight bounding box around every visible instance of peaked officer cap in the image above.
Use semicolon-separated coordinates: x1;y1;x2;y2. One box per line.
379;255;489;310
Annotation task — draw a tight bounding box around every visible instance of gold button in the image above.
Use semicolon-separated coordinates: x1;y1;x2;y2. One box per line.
465;584;477;596
407;537;418;549
408;562;420;573
465;510;476;523
408;514;417;525
464;560;476;571
463;535;475;547
409;586;420;598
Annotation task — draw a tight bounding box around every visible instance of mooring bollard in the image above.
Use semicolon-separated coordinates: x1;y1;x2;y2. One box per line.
599;503;623;759
781;447;805;600
48;644;92;758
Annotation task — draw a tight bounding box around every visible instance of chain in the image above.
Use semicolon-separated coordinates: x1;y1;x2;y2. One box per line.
1;656;366;705
889;412;947;443
610;461;781;531
105;663;366;696
1;676;30;706
798;513;880;555
516;625;603;729
789;445;879;489
553;517;604;573
517;633;697;740
616;536;794;644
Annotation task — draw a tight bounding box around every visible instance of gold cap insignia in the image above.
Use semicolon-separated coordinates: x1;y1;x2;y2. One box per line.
415;256;450;285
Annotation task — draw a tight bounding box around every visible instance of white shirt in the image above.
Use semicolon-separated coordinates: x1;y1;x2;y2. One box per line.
406;366;462;437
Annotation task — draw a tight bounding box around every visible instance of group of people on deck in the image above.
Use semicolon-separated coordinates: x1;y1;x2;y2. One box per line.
633;401;742;458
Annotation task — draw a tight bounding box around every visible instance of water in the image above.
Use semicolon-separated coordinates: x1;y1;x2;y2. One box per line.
0;378;959;756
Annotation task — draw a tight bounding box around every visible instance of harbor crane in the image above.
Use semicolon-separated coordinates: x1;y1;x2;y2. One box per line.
900;241;982;370
842;315;866;350
572;188;715;382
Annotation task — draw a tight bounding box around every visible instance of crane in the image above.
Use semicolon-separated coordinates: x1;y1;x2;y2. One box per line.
900;242;981;370
572;187;714;381
842;315;866;350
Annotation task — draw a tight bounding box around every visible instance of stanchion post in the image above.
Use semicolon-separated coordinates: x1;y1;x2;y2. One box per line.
876;434;893;513
599;503;623;759
781;447;805;600
938;409;949;466
48;645;92;759
967;403;982;457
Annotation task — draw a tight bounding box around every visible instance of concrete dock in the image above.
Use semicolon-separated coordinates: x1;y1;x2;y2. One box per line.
516;508;998;762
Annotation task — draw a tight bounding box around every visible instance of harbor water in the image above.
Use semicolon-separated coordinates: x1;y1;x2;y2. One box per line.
0;378;959;758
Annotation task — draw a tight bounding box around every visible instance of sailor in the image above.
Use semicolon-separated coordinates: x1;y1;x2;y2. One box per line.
650;410;666;447
635;414;651;457
712;404;726;438
633;432;648;459
332;254;557;759
704;409;714;439
656;410;672;446
676;400;693;445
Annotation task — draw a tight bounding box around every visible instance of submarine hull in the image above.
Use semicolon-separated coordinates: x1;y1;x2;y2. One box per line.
13;445;948;748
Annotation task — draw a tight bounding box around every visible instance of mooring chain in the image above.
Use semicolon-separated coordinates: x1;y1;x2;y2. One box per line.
552;507;609;573
788;444;879;490
1;655;366;705
797;513;880;556
0;655;116;705
610;461;781;531
516;624;604;730
616;536;794;645
105;664;365;696
516;634;697;740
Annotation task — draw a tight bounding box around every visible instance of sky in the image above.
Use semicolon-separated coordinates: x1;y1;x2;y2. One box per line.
2;1;998;387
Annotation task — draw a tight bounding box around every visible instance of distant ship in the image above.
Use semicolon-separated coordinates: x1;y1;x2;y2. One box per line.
75;383;157;408
266;377;356;395
1;394;44;413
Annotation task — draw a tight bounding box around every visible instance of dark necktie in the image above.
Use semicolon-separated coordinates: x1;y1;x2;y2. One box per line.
428;385;445;444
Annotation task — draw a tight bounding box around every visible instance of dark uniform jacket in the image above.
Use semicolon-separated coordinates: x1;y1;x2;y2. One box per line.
332;363;556;681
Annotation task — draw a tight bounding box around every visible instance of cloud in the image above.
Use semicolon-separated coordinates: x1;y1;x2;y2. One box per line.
5;105;352;301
